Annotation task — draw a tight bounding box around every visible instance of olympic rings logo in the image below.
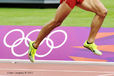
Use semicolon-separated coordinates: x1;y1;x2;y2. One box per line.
3;29;68;57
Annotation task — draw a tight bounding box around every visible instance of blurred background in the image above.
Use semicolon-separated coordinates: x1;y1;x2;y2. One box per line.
0;0;113;27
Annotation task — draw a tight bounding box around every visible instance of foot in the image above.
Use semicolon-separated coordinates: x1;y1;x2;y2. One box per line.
28;41;37;62
83;41;102;55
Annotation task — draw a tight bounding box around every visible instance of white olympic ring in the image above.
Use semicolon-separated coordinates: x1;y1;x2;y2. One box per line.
3;29;68;57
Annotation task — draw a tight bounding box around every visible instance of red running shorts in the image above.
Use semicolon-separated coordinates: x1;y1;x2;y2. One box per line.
60;0;84;9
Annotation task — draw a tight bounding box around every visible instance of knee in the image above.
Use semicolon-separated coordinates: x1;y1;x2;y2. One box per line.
97;9;108;17
51;19;63;27
101;9;108;17
44;19;63;30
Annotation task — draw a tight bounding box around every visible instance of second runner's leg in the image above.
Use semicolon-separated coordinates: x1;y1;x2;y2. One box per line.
77;0;107;55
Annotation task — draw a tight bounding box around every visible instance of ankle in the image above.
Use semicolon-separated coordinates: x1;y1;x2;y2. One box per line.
87;41;93;44
32;43;37;49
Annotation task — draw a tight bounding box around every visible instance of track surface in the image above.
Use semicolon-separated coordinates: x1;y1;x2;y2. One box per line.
0;63;114;76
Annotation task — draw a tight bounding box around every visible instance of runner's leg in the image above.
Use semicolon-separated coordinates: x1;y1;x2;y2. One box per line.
77;0;107;43
34;1;72;48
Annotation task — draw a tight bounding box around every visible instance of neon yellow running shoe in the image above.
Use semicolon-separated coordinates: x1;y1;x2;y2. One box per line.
28;41;37;62
83;41;102;55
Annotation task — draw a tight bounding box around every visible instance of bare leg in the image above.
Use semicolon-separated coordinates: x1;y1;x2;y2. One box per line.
34;1;72;49
88;14;106;43
77;0;107;43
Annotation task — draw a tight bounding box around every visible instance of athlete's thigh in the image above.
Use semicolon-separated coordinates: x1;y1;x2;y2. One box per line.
54;1;72;22
77;0;107;13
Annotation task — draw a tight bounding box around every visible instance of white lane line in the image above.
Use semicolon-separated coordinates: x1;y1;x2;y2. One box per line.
99;74;114;76
0;68;114;74
1;59;114;66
